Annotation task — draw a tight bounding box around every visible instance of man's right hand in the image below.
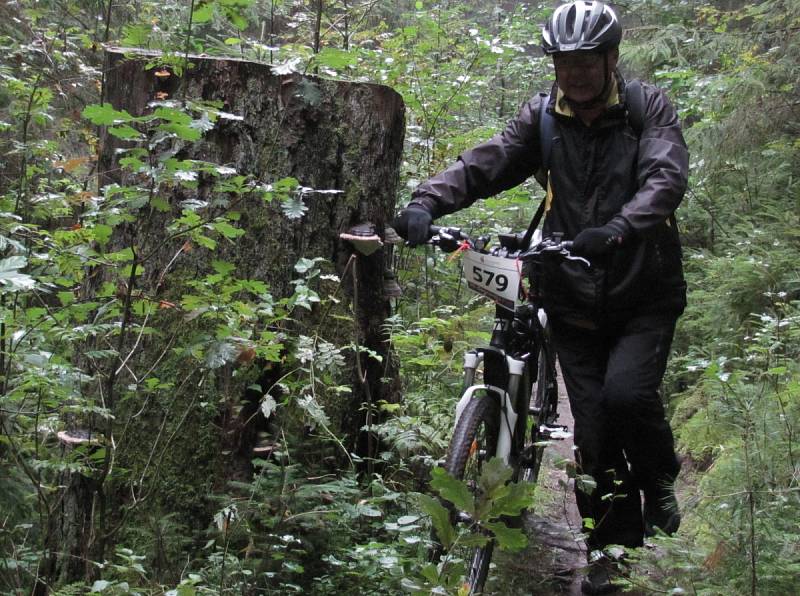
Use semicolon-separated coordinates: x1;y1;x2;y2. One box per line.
391;206;433;247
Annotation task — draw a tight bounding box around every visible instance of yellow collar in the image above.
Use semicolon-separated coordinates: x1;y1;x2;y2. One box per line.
555;78;620;117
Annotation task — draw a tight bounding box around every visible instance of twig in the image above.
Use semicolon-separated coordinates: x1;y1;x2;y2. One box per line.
115;303;152;375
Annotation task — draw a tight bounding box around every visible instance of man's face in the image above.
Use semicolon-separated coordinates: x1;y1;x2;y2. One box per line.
553;49;618;104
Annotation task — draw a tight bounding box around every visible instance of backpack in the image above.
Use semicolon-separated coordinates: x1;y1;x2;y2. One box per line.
523;79;646;244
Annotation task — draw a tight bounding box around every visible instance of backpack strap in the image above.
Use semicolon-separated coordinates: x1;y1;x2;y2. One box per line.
521;199;546;249
624;79;646;136
538;92;555;175
523;93;553;248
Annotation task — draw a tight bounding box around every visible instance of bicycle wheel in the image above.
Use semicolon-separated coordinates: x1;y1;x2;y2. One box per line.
440;392;501;595
521;344;557;485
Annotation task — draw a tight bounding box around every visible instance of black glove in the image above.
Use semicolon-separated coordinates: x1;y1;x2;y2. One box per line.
572;217;631;257
391;206;433;247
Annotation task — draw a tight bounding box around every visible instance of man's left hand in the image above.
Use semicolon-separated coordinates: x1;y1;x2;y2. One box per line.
572;217;631;257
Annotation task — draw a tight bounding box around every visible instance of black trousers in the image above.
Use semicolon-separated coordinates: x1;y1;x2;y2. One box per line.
551;312;681;551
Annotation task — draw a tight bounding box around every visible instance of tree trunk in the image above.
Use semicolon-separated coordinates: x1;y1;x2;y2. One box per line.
56;48;404;584
39;432;101;589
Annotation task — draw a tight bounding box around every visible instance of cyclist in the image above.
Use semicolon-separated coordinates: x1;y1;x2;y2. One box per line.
392;2;687;593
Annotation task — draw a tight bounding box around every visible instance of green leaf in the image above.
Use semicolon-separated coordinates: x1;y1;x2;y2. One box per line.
430;466;474;514
192;1;215;24
489;481;533;518
479;457;513;497
122;23;152;47
419;562;440;585
107;124;142;140
418;494;455;549
280;196;308;220
294;258;319;274
194;235;217;250
274;177;299;192
218;0;252;28
120;263;145;279
296;394;330;428
297;80;322;107
90;580;111;593
211;220;245;239
132;299;152;316
83;104;134;125
210;261;234;276
575;474;597;495
106;247;135;262
154;107;192;125
159;122;202;142
85;349;119;360
315;48;357;70
0;256;35;291
150;196;171;212
484;520;527;551
457;532;491;548
93;224;113;246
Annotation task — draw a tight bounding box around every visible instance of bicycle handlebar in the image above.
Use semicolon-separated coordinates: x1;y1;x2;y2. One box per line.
428;225;586;266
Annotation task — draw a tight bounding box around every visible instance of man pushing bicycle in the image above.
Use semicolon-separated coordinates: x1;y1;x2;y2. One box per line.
392;2;688;593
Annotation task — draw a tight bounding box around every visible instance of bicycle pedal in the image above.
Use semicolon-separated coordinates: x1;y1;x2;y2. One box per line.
539;424;571;440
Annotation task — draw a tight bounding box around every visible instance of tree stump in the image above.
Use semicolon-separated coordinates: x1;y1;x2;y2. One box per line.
67;48;406;577
99;46;404;430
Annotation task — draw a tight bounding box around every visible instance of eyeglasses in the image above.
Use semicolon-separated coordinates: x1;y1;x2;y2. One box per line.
552;53;605;70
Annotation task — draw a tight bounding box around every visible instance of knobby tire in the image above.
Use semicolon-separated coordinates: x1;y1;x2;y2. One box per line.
442;393;501;595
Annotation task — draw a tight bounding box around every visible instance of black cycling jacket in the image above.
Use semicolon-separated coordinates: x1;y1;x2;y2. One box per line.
409;75;689;321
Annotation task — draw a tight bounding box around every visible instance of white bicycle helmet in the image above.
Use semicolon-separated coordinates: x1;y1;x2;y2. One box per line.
541;1;622;54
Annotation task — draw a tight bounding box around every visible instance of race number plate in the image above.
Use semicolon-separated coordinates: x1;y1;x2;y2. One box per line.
463;250;522;310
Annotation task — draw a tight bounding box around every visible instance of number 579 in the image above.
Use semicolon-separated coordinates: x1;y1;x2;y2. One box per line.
472;266;509;292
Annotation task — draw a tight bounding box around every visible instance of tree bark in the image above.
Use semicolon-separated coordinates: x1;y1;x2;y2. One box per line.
100;48;405;449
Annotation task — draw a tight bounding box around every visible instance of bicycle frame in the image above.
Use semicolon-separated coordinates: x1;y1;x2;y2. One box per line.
451;237;556;469
454;348;526;466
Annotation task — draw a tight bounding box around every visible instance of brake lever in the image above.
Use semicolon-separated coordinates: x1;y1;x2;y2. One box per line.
562;252;590;267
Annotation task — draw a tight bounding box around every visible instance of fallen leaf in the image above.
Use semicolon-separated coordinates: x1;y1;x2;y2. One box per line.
236;347;256;365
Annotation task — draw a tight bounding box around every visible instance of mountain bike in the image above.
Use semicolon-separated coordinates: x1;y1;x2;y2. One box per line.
427;226;587;595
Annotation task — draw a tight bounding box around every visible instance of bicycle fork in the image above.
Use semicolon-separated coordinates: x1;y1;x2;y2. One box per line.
454;350;526;466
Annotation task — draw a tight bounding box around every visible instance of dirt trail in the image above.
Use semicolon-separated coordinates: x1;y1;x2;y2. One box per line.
524;386;587;595
490;375;655;595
